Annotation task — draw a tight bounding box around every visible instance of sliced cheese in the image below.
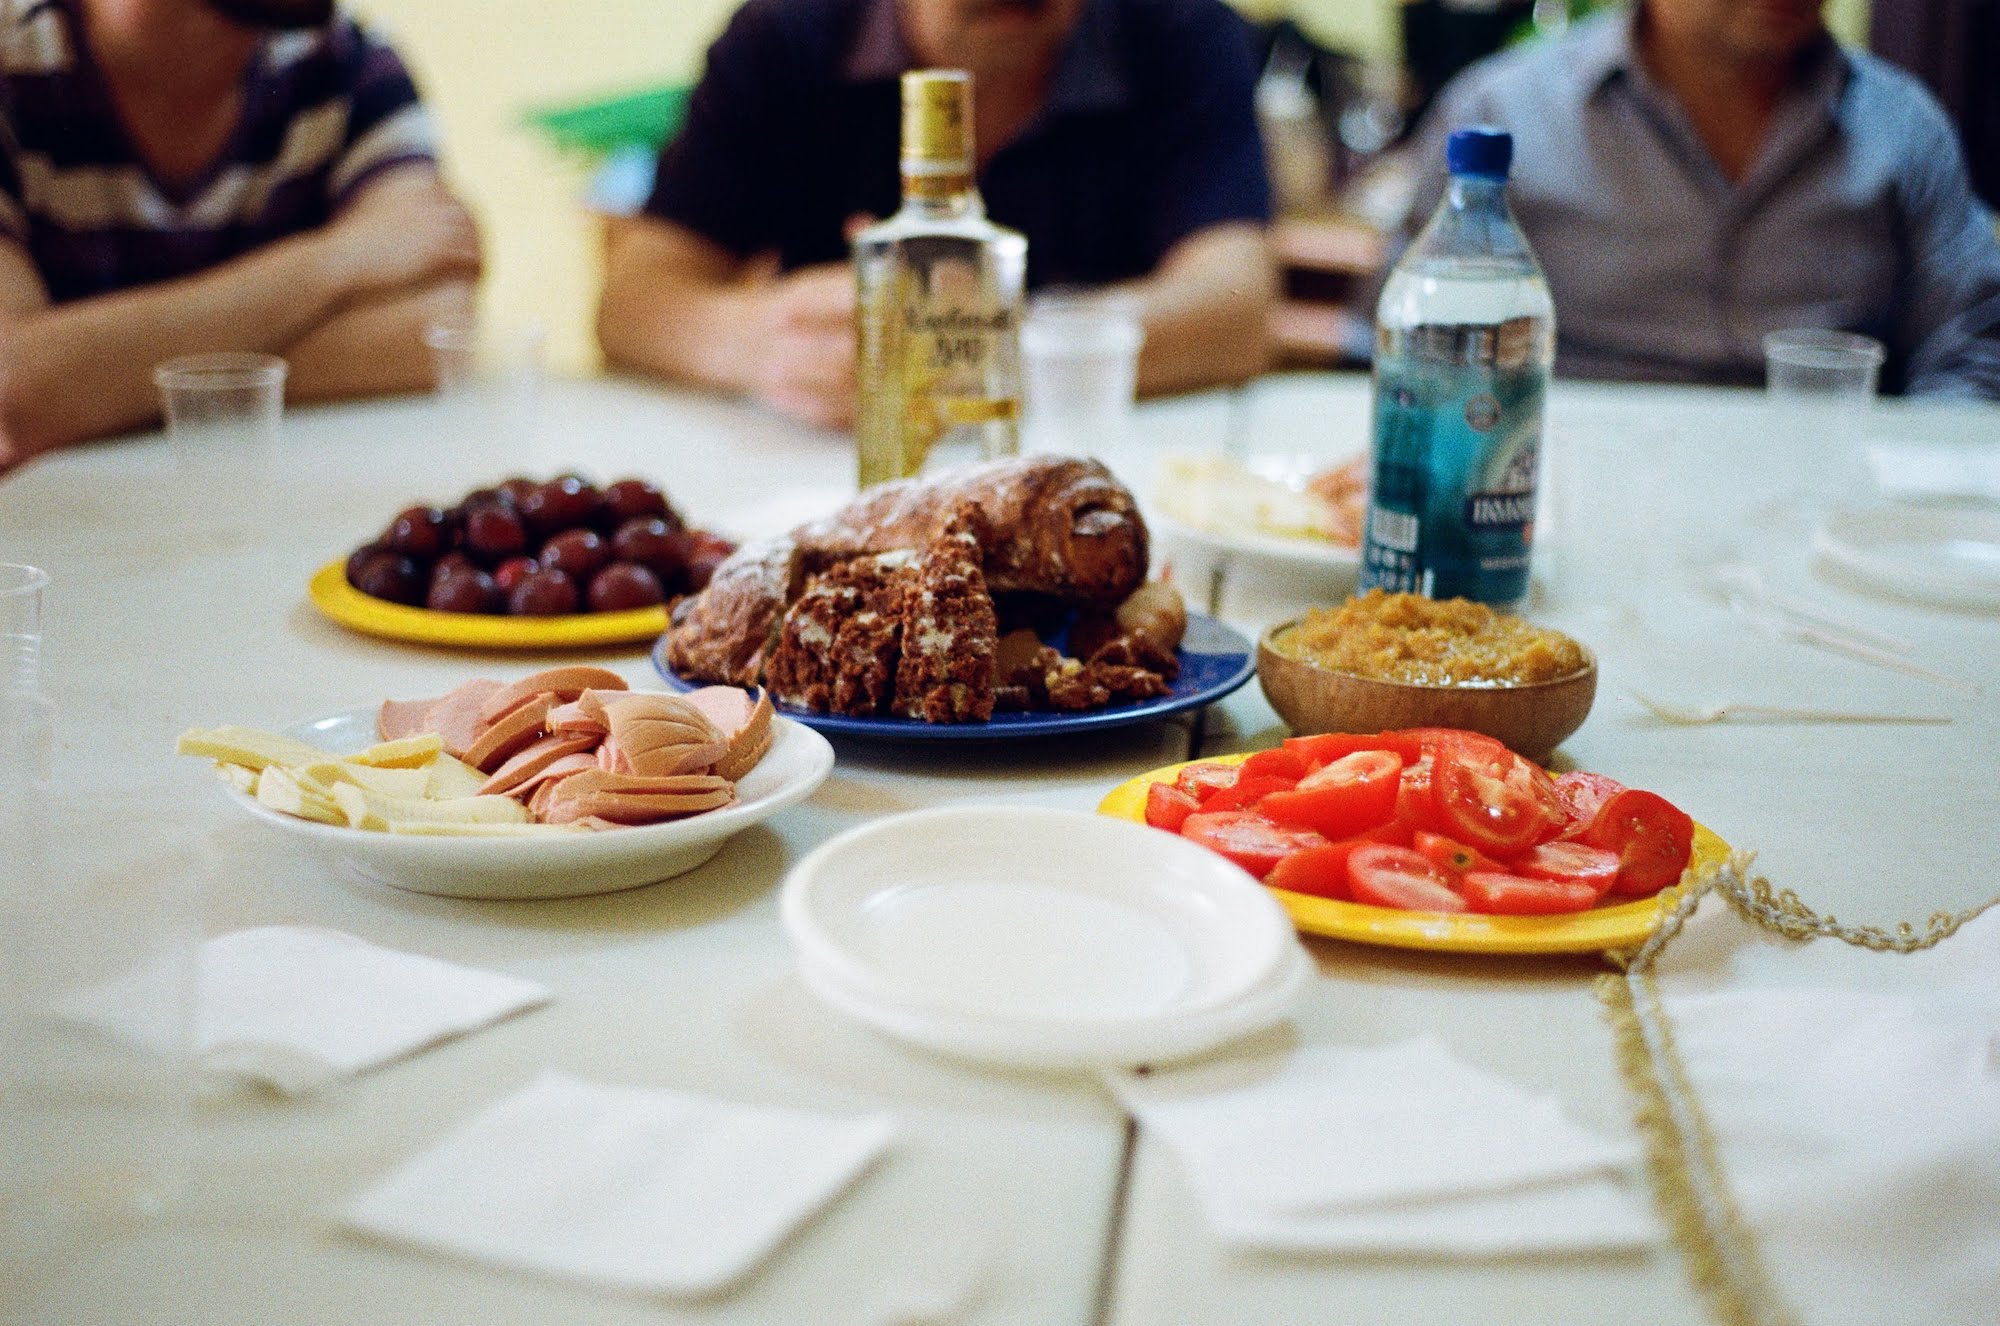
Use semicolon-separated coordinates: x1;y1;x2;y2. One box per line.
177;725;337;772
299;760;432;800
254;765;343;825
347;733;445;769
423;752;490;800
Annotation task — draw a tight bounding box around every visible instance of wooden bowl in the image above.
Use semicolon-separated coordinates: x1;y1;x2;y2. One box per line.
1255;620;1598;763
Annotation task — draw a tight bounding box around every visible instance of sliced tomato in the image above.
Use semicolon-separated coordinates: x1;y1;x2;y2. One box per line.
1411;830;1503;880
1237;746;1309;784
1398;727;1513;763
1173;761;1241;804
1460;870;1599;915
1256;749;1403;840
1345;843;1467;913
1144;781;1202;833
1201;773;1300;814
1264;838;1376;901
1179;811;1328;880
1430;744;1563;856
1581;789;1696;898
1282;730;1424;769
1391;750;1445;835
1553;770;1628;840
1513;840;1621;899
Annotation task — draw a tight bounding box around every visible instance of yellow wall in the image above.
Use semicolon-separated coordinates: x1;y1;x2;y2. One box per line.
351;0;1871;375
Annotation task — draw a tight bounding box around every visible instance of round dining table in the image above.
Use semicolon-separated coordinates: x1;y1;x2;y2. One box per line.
3;368;1995;1326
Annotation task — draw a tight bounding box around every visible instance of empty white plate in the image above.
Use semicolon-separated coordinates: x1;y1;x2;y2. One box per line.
1814;504;2000;610
780;806;1306;1069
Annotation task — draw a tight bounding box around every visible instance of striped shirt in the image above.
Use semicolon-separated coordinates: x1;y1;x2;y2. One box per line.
0;0;435;303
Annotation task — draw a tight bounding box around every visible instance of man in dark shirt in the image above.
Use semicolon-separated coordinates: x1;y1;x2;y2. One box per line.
597;0;1276;430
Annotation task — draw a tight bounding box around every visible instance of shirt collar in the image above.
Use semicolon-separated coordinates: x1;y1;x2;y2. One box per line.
842;0;1133;117
1573;2;1852;110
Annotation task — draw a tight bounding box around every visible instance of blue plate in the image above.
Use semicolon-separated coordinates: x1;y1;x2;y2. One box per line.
651;612;1254;741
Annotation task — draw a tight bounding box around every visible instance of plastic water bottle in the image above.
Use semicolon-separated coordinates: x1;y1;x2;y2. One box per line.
1359;126;1553;607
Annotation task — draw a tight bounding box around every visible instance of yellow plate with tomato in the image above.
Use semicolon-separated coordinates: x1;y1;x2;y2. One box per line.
308;560;669;650
1097;752;1726;956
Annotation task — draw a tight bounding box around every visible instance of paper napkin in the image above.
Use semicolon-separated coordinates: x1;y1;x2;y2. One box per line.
1866;442;2000;504
63;925;551;1095
344;1070;898;1297
1111;1037;1656;1255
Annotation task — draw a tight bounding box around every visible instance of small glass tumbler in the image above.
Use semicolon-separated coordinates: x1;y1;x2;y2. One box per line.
153;352;286;492
1021;291;1145;462
1762;329;1884;517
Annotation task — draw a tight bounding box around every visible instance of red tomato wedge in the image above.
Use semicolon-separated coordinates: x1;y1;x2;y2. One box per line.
1345;844;1467;913
1513;840;1622;899
1460;870;1600;915
1237;746;1309;784
1430;745;1563;856
1411;830;1504;879
1256;750;1403;840
1144;781;1202;833
1553;770;1627;840
1202;773;1302;814
1264;839;1375;901
1581;789;1696;898
1179;811;1328;880
1174;761;1240;803
1283;730;1424;769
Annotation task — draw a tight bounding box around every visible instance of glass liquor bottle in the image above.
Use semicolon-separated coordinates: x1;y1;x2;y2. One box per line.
854;69;1026;487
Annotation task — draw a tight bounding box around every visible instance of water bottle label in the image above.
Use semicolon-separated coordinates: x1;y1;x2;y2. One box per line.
1361;342;1543;604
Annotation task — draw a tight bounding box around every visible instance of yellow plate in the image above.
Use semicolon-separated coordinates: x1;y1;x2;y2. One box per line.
1097;753;1726;956
308;560;668;651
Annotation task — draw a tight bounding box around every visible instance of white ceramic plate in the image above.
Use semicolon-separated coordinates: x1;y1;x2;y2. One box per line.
1150;451;1363;575
780;806;1307;1069
1813;504;2000;610
218;707;834;900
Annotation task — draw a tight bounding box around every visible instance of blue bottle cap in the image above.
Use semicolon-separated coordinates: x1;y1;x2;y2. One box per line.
1446;126;1513;179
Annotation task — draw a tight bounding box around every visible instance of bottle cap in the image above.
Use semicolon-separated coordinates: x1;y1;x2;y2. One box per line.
901;69;974;177
1445;126;1513;179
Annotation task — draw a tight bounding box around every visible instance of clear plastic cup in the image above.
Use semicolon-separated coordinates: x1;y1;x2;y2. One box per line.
1021;291;1145;460
1762;329;1884;513
1763;329;1884;399
1;563;46;694
153;352;286;484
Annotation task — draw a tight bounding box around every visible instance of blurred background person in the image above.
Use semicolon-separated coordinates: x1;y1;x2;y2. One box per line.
597;0;1277;431
0;0;481;473
1396;0;2000;399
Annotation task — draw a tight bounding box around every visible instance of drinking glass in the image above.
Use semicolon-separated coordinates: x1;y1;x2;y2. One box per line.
1762;329;1884;523
1;569;197;1292
153;352;286;498
1020;291;1145;463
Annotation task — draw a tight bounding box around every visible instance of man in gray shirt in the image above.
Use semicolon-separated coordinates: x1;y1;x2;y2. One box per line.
1401;0;2000;399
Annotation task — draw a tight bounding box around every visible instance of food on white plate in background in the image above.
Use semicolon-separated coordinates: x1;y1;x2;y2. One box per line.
178;667;775;834
1142;727;1696;917
1154;453;1367;548
666;455;1184;723
343;474;736;616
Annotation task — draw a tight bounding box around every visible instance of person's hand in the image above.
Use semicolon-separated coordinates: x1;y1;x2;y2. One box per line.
748;262;857;430
320;170;482;303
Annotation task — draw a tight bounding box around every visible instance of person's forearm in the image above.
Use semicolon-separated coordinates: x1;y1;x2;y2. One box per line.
283;279;475;403
598;265;776;397
1127;224;1277;397
0;231;356;454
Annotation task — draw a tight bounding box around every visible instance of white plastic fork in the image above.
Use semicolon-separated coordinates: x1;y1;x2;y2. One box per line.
1626;690;1952;727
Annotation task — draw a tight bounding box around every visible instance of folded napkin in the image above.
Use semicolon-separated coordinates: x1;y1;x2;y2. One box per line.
344;1070;897;1297
1110;1037;1655;1255
1642;898;2000;1326
62;925;550;1095
1867;442;2000;504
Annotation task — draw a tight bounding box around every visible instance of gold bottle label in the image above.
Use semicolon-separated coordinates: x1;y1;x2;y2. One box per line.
901;69;973;197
